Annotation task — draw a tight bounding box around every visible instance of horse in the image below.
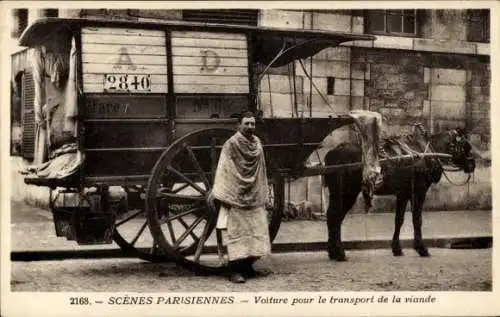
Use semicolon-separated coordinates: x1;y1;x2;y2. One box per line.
323;124;476;261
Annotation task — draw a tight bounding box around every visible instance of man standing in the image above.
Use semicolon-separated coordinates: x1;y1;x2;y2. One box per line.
209;110;272;283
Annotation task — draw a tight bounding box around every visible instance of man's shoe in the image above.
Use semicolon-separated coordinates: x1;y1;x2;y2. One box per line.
229;273;246;283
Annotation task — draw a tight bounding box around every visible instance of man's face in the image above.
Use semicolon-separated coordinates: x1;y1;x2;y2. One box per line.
238;116;256;137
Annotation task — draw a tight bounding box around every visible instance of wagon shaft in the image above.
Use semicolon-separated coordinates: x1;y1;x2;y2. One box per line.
298;152;453;177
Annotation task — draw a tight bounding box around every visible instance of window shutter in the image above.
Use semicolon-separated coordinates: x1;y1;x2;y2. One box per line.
182;9;258;26
21;70;36;161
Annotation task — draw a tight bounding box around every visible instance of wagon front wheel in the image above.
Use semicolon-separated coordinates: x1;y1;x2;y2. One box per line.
146;128;282;275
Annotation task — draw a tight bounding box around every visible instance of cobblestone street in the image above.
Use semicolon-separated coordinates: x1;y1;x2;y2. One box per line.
11;248;492;292
10;201;493;292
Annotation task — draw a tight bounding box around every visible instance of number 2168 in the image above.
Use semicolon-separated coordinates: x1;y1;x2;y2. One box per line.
70;297;90;305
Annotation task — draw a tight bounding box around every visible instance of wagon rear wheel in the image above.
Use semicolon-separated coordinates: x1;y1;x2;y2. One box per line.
145;128;282;274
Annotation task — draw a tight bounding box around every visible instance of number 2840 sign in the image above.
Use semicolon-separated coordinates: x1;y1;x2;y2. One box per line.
104;74;151;92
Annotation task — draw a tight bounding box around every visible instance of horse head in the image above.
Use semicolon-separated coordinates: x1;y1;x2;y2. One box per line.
432;127;476;174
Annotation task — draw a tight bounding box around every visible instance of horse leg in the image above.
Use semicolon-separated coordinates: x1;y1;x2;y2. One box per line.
392;194;408;256
326;198;347;262
411;186;430;257
326;172;360;262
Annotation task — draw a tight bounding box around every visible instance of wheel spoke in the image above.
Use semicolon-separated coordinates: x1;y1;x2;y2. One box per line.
185;144;211;189
166;219;177;244
177;217;201;243
130;220;148;246
167;166;207;195
115;209;144;227
173;216;204;249
193;221;212;263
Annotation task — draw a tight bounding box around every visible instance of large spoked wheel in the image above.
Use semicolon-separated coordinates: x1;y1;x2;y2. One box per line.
145;128;283;274
113;185;170;263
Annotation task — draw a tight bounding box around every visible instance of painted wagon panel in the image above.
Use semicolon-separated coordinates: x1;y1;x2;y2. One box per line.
84;94;166;119
81;27;168;93
171;31;249;94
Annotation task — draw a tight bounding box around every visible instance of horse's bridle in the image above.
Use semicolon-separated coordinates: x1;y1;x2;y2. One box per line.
413;123;473;186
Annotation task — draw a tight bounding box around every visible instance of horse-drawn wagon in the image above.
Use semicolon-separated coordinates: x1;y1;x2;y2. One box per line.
18;17;473;274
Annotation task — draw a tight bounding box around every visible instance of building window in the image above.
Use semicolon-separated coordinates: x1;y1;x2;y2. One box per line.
467;9;489;43
11;8;28;38
327;77;335;95
43;9;59;17
365;9;416;36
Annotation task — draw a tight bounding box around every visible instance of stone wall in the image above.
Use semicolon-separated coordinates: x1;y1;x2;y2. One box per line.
467;57;491;151
11;157;50;208
420;9;468;41
259;10;361;33
355;49;428;136
351;47;490;151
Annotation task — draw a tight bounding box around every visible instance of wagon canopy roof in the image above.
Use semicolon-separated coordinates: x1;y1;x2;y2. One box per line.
19;17;375;67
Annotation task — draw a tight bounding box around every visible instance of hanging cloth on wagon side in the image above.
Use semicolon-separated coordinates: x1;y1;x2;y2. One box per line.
20;26;82;187
20;143;84;187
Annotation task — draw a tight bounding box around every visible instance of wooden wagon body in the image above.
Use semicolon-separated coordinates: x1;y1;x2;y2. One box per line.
18;18;449;273
20;18;370;186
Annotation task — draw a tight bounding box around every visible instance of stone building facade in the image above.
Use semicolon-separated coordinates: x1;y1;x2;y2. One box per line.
10;8;491;159
256;10;490;153
9;8;491;210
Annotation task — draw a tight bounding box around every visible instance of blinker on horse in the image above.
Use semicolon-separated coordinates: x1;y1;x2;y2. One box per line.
323;125;476;262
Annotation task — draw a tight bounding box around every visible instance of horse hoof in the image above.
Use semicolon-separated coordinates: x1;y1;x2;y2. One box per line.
416;248;430;257
419;250;431;257
392;249;404;256
328;251;347;262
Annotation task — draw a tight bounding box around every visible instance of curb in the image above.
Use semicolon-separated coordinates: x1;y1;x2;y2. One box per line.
11;236;492;262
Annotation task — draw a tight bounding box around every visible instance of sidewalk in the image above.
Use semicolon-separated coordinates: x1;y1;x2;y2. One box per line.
9;201;492;252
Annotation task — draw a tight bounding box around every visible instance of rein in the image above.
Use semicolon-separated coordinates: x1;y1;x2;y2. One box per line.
441;169;472;186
